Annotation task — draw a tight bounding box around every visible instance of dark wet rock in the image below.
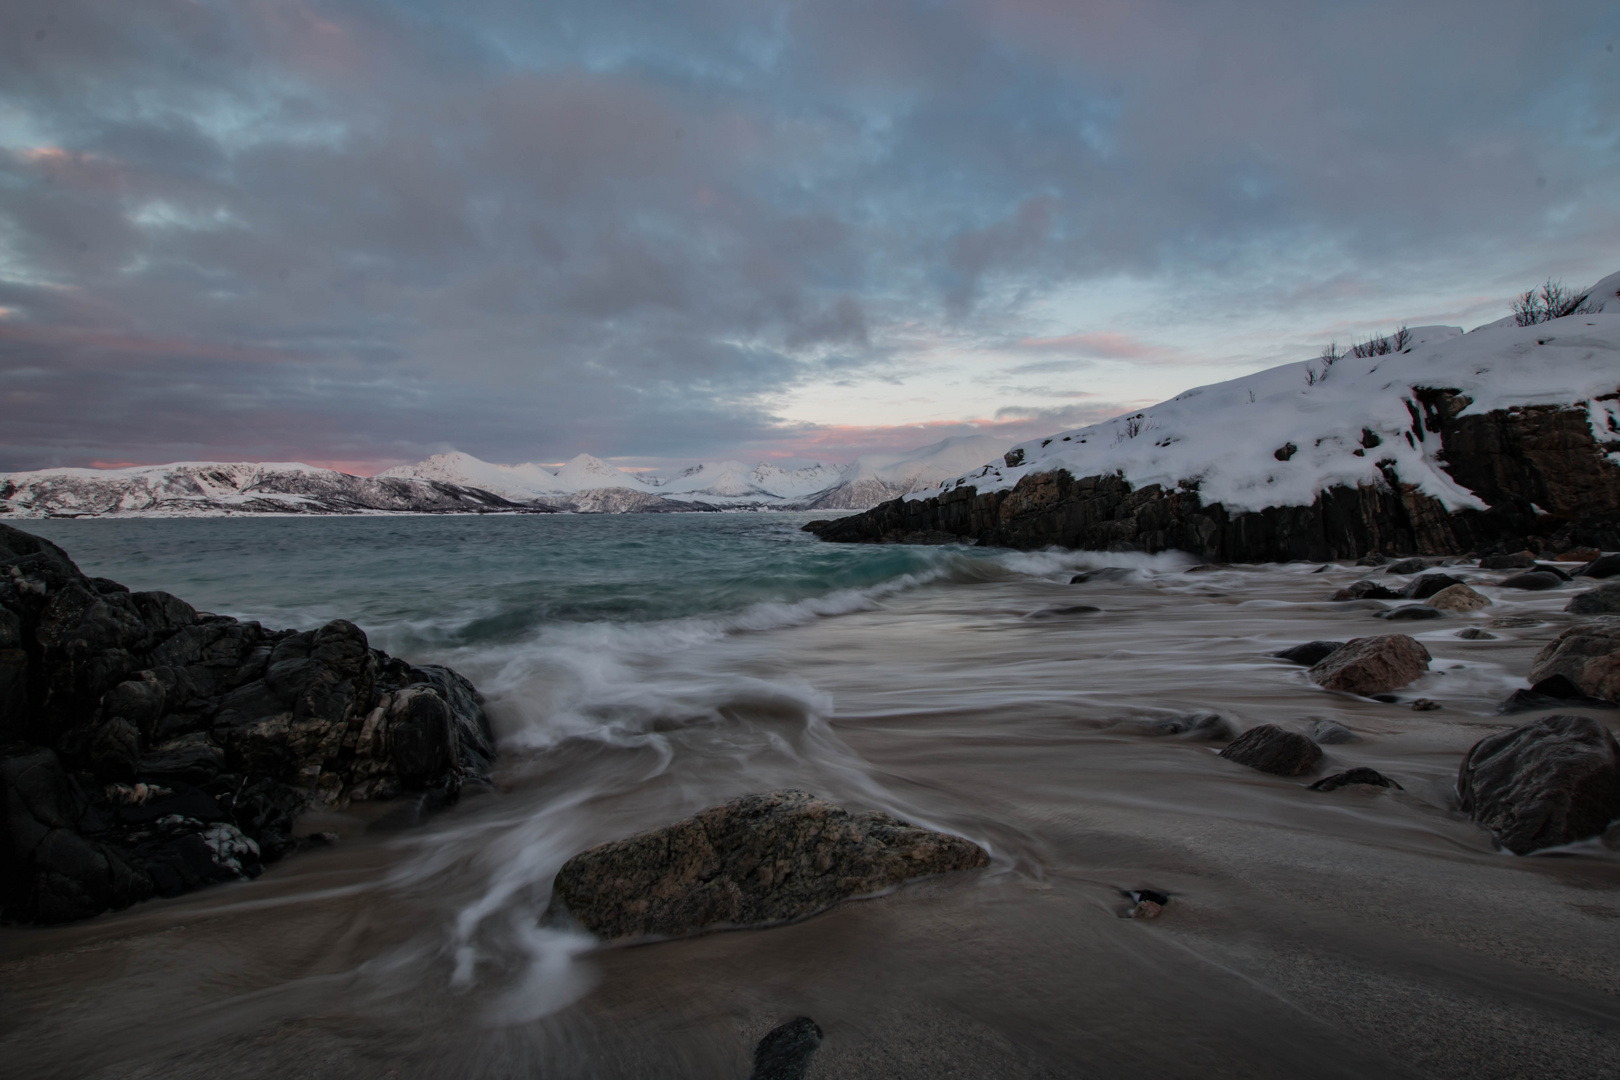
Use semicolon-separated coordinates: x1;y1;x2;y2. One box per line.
1273;641;1345;666
1218;724;1322;777
1143;713;1233;740
1491;615;1543;628
1457;627;1497;640
1310;719;1359;744
1527;624;1620;705
1457;714;1620;854
1480;553;1536;570
1126;888;1170;911
1308;634;1432;695
547;790;989;941
1566;584;1620;615
1273;442;1298;462
1399;573;1465;599
1027;605;1102;618
1532;562;1573;581
1578;553;1620;579
750;1017;823;1080
1310;768;1402;792
1356;553;1390;567
0;521;494;923
1426;583;1490;611
1332;580;1400;601
1500;571;1565;591
1376;605;1444;621
1385;558;1431;575
1500;687;1618;715
1069;567;1135;585
1412;698;1441;711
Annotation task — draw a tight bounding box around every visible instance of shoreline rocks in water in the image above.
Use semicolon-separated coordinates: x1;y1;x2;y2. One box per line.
1307;634;1432;696
1457;714;1620;854
547;789;989;941
0;523;494;923
1218;725;1322;777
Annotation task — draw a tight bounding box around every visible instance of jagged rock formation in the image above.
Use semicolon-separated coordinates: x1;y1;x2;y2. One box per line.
806;395;1620;560
0;523;493;922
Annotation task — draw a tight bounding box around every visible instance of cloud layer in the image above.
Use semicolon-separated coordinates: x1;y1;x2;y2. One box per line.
2;0;1617;471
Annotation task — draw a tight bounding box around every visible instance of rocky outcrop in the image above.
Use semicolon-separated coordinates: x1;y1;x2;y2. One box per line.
547;790;989;941
1457;714;1620;854
1218;725;1322;776
1527;624;1620;704
1308;634;1432;695
0;523;494;922
806;396;1620;560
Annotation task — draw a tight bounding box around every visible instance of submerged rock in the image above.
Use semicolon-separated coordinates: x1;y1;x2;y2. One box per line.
1310;768;1402;792
1500;571;1564;591
1273;641;1345;666
750;1017;824;1080
547;790;989;941
1218;724;1322;777
1565;584;1620;615
1310;718;1359;745
1376;605;1443;621
1578;553;1620;579
1141;712;1233;740
1307;634;1432;695
1457;715;1620;854
1385;558;1431;575
1456;627;1497;640
1399;573;1464;599
1332;580;1400;601
1480;553;1536;570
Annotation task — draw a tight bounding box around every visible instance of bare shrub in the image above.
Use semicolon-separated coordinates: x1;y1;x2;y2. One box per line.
1391;325;1411;351
1514;279;1590;326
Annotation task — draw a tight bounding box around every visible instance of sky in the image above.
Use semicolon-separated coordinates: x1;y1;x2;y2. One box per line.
1;0;1617;475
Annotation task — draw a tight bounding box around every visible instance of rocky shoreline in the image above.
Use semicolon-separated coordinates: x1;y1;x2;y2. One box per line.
1;522;494;923
805;395;1620;560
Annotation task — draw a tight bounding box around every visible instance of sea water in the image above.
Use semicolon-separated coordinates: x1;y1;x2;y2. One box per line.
5;514;1620;1079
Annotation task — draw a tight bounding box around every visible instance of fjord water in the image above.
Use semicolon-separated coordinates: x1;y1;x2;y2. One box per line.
4;514;1619;1079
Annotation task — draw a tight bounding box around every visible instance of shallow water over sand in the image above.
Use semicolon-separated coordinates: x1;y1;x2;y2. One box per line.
3;519;1619;1079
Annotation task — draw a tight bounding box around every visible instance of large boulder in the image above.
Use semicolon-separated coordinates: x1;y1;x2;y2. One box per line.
1527;624;1620;704
1308;634;1432;695
1426;583;1490;611
1456;714;1620;854
548;790;989;941
0;522;495;923
1566;584;1620;615
1218;725;1322;776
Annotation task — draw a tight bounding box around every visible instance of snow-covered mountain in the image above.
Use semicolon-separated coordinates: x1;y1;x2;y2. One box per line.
917;270;1620;517
2;436;1013;518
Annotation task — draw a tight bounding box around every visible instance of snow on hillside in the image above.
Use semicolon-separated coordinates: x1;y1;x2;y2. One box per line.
928;291;1620;516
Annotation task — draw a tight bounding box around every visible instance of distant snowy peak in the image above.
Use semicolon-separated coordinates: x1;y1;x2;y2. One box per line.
552;453;651;493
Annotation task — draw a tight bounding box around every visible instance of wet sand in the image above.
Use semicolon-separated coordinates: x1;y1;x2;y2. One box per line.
3;556;1618;1079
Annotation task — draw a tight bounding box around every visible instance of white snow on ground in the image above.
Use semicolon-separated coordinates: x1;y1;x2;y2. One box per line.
924;274;1620;514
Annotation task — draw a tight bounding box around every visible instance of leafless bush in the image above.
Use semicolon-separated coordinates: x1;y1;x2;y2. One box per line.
1319;342;1342;367
1513;279;1591;326
1123;414;1144;438
1391;325;1411;351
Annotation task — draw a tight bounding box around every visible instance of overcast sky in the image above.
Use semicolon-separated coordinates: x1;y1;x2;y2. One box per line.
1;0;1617;473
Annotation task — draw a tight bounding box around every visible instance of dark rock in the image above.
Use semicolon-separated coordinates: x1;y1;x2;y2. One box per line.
1308;634;1432;695
1069;566;1135;585
1376;605;1444;621
1532;562;1573;581
88;718;141;783
1309;768;1402;792
1310;719;1358;744
1218;724;1322;777
1142;713;1232;739
1332;580;1400;601
1457;714;1620;854
1527;624;1620;704
1127;888;1170;906
1500;571;1565;591
1500;688;1616;714
1386;558;1430;575
1027;604;1101;617
1578;553;1620;579
1457;628;1497;640
389;686;455;788
548;790;989;941
1273;641;1345;666
1412;698;1441;711
1399;573;1465;599
750;1017;823;1080
1356;553;1390;566
1004;448;1025;468
1273;442;1298;462
1566;584;1620;615
1480;553;1536;570
140;732;226;785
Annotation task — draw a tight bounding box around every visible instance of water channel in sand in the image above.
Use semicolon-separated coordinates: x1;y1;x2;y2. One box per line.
3;517;1618;1079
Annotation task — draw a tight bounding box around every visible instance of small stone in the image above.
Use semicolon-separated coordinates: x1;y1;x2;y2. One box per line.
1310;719;1358;744
1219;724;1322;776
1309;768;1401;792
1332;580;1399;601
1411;698;1441;711
1456;628;1497;640
1130;900;1163;919
1273;641;1345;666
1426;583;1490;611
1273;442;1298;461
1499;571;1564;591
1144;713;1232;740
1385;558;1430;575
1376;605;1443;621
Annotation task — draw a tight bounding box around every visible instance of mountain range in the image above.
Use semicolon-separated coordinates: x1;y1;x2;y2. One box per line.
0;436;1009;518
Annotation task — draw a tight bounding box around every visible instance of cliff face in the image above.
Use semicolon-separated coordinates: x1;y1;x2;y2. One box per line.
807;399;1620;560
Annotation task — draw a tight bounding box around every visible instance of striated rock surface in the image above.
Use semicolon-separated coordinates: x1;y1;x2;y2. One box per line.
1308;635;1432;695
0;523;494;922
547;790;989;941
1457;714;1620;854
1218;725;1322;776
1527;623;1620;704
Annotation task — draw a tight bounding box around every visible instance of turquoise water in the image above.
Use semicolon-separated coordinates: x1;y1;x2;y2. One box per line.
16;513;991;659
